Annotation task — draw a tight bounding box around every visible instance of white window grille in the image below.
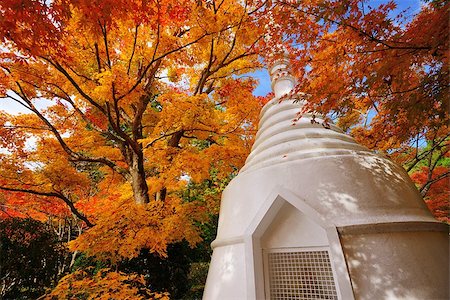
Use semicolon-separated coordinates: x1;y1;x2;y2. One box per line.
264;248;338;300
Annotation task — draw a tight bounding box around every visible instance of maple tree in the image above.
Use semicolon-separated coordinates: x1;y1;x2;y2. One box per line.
408;137;449;223
0;0;448;297
1;0;262;250
1;0;264;296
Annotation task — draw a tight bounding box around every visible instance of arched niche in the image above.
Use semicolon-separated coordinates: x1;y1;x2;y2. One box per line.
244;189;354;300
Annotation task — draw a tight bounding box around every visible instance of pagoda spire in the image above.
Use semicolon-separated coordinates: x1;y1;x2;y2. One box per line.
268;54;296;98
263;0;296;98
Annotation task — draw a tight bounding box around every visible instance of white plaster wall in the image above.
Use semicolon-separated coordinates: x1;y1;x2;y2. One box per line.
340;231;449;300
203;243;248;300
260;202;328;249
215;154;435;241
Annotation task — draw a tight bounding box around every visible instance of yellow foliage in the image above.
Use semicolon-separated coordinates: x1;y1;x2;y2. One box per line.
43;269;169;300
69;196;206;262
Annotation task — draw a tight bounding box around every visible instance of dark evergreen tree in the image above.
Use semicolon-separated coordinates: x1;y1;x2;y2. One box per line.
0;218;69;299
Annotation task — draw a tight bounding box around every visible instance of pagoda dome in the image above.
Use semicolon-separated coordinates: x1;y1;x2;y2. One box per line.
238;95;436;227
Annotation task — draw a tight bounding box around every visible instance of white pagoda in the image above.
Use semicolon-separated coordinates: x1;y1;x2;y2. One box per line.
203;57;449;299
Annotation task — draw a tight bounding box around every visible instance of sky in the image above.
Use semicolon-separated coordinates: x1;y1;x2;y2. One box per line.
0;0;424;113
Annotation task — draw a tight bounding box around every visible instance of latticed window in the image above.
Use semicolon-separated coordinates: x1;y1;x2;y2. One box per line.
265;248;338;300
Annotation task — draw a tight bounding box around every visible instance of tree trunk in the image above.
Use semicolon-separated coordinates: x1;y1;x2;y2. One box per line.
154;130;183;202
129;150;150;204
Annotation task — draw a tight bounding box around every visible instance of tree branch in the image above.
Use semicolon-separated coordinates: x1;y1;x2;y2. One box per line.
406;133;450;172
11;84;128;179
99;20;112;68
420;170;450;197
94;43;102;72
0;186;94;227
43;58;107;115
127;25;139;75
280;1;433;51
